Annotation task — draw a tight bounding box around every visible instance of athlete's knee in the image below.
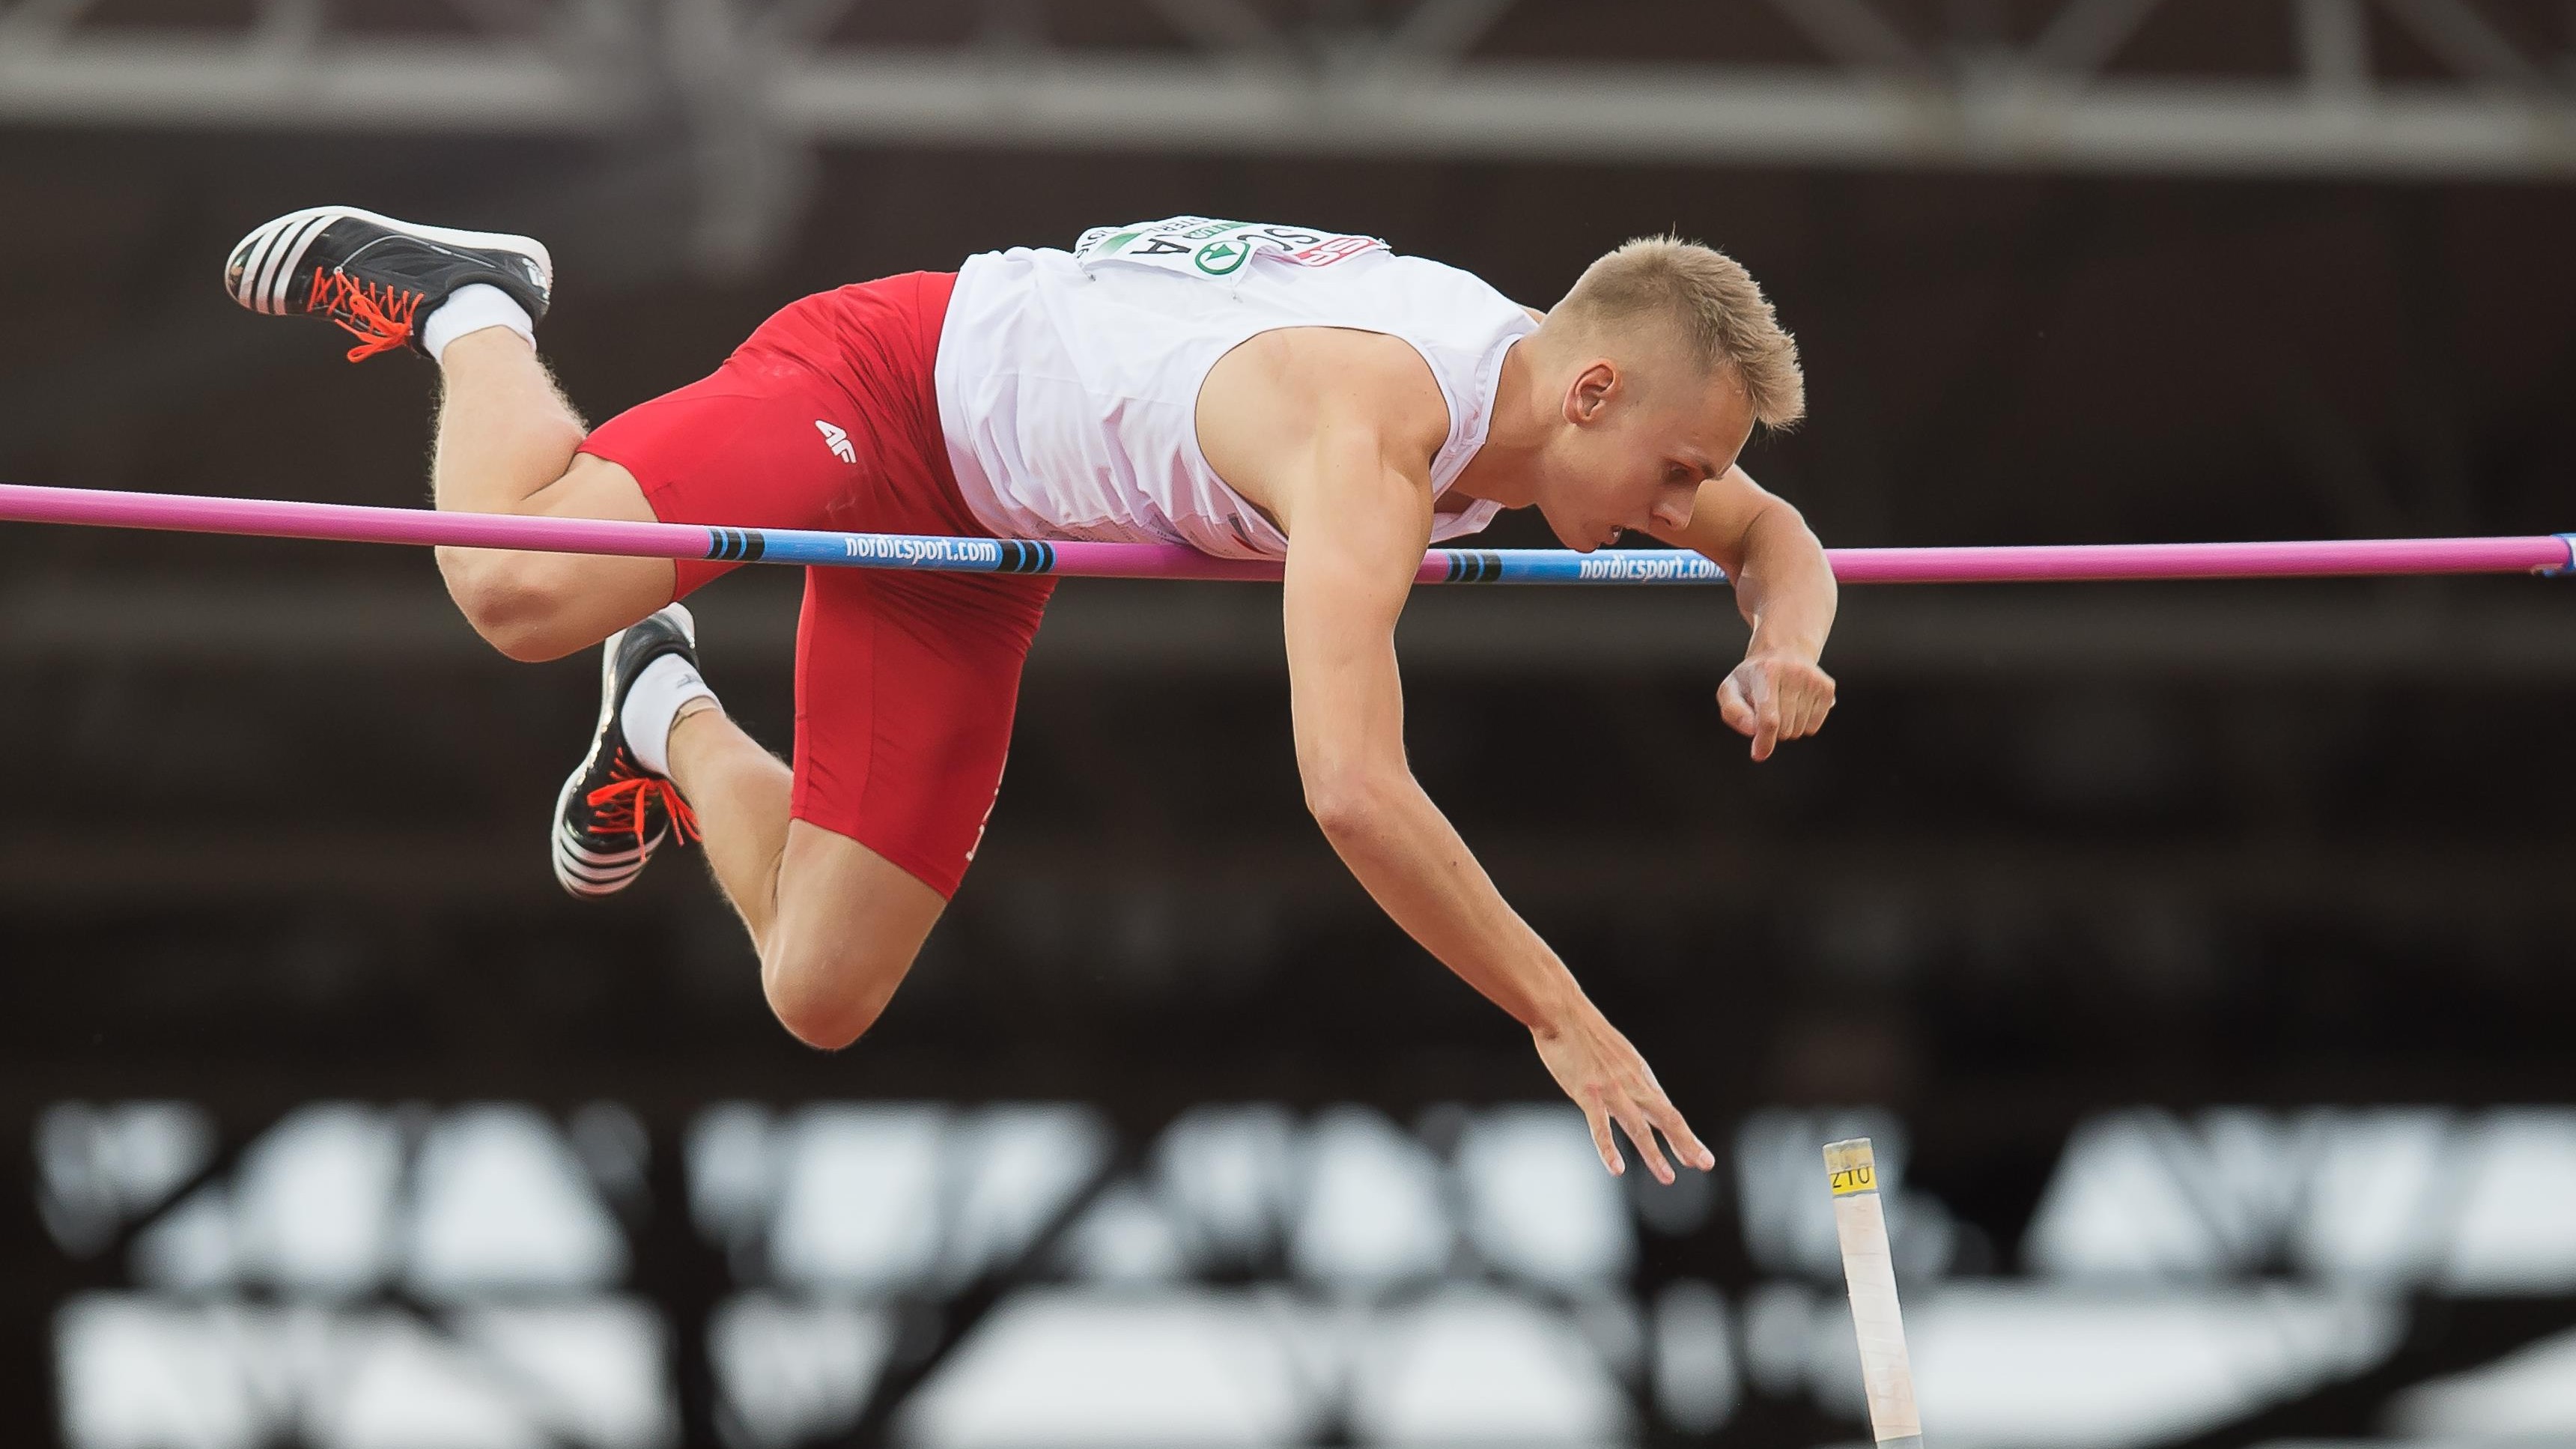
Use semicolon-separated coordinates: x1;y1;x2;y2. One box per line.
437;547;587;662
759;938;915;1051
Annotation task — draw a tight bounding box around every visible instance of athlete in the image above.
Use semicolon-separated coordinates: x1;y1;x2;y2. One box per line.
224;208;1836;1183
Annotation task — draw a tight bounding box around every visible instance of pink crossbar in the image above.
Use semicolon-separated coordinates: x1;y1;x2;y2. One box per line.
1826;535;2573;583
0;482;2569;584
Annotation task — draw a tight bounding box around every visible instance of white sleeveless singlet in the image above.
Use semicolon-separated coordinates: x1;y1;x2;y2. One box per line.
933;216;1537;559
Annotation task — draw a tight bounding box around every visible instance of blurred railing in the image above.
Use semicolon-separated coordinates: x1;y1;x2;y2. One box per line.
28;1097;2576;1447
3;0;2573;274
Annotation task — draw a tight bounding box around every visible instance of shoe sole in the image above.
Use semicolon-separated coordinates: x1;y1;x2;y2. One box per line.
225;204;554;318
552;604;696;899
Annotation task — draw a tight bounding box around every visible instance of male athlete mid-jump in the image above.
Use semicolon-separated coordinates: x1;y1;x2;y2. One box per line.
225;208;1838;1183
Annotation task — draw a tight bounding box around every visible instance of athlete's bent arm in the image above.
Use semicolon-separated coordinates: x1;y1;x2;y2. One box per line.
1649;465;1840;761
1278;436;1714;1183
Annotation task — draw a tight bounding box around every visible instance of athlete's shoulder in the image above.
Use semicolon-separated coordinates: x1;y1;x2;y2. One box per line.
1279;329;1450;440
1209;322;1437;398
1199;327;1448;493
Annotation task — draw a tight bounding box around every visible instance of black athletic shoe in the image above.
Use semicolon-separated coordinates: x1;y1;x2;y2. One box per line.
223;205;553;362
553;605;702;899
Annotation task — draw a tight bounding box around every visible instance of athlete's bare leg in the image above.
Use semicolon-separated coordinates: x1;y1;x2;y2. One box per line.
430;329;671;660
663;702;944;1049
427;329;935;1046
228;210;928;1045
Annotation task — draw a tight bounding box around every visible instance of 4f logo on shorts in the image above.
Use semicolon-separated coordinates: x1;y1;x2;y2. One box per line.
815;420;856;464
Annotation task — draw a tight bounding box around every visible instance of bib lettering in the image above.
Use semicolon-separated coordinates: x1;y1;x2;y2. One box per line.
1072;216;1386;280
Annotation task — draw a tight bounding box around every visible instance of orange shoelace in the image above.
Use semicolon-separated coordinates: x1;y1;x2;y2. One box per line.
586;768;702;851
308;267;424;362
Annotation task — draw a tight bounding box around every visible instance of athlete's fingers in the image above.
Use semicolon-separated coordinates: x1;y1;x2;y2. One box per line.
1787;673;1820;726
1617;1102;1675;1185
1791;693;1823;739
1650;1097;1717;1173
1583;1100;1624;1176
1799;679;1834;736
1716;675;1756;738
1776;693;1807;741
1742;663;1784;759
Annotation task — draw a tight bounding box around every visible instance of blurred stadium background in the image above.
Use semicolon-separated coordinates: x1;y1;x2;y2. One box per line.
5;1;2576;1445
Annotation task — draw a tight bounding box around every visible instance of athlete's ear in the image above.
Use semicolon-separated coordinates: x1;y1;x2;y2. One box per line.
1564;360;1617;428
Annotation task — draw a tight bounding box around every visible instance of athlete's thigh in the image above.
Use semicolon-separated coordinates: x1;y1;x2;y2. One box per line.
432;451;673;657
791;567;1053;900
767;817;947;1000
575;341;884;601
506;453;678;634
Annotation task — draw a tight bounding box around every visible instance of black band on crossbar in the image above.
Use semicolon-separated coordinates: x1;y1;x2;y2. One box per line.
995;539;1057;574
705;527;767;563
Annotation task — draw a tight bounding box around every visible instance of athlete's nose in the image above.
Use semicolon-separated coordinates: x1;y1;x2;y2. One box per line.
1650;486;1697;532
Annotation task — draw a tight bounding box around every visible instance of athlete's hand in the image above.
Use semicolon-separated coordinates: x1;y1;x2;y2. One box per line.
1532;1003;1716;1184
1717;650;1836;762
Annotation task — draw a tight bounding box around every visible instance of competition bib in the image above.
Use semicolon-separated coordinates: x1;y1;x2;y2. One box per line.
1072;216;1386;279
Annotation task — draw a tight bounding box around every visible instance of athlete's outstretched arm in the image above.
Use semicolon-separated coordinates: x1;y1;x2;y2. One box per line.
1647;464;1839;760
1276;435;1714;1184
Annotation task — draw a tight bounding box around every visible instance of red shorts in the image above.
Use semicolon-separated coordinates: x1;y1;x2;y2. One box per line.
577;272;1053;899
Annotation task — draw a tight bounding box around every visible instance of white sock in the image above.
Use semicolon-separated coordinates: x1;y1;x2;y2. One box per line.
421;283;536;365
622;652;718;780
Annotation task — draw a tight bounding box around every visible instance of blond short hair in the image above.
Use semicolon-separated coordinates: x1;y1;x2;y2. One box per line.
1556;234;1805;429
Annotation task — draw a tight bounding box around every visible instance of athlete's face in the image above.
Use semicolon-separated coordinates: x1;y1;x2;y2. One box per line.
1537;355;1755;551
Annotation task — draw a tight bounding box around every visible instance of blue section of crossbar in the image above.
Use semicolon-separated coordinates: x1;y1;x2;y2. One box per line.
1445;549;1730;584
2549;534;2576;577
713;526;1736;584
741;529;1018;571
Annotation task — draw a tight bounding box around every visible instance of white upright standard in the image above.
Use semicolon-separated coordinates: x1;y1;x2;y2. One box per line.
1825;1137;1924;1449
